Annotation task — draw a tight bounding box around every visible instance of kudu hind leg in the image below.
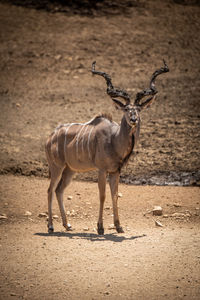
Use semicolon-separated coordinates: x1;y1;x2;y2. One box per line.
55;167;74;231
109;172;124;233
97;171;107;235
47;166;64;233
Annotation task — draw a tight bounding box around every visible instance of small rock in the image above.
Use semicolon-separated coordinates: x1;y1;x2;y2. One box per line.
55;54;62;60
171;213;185;218
173;203;182;207
108;224;115;230
38;212;48;218
153;206;163;216
163;214;169;218
24;211;32;216
63;69;70;75
118;192;123;198
83;227;89;231
104;291;110;295
53;215;59;219
155;220;164;227
105;206;111;210
67;195;73;200
0;214;7;220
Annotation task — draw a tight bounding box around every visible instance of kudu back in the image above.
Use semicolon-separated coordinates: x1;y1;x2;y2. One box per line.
45;61;169;234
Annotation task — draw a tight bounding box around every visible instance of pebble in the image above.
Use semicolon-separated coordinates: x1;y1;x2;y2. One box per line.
163;214;169;218
108;224;115;230
83;227;89;231
55;54;62;60
118;192;123;198
173;203;182;207
24;211;32;216
153;206;163;216
67;195;73;200
105;206;111;210
171;213;186;218
0;214;7;219
38;212;48;218
155;220;164;227
53;215;59;219
63;69;70;74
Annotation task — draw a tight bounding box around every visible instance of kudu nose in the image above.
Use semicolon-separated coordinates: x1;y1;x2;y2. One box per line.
130;116;137;124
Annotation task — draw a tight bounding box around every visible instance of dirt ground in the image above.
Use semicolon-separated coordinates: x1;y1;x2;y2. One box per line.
0;0;200;184
0;174;200;300
0;1;200;299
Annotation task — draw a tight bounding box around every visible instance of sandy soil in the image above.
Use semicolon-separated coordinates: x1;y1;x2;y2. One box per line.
0;174;200;300
0;1;200;299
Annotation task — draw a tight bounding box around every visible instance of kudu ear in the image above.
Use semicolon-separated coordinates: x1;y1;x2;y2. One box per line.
139;95;157;110
112;98;126;110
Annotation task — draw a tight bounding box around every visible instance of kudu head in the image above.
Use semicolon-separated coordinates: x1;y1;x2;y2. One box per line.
92;60;169;128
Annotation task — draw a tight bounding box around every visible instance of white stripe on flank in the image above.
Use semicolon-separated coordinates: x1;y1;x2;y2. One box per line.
81;125;89;154
52;118;96;161
50;131;57;163
64;124;74;160
87;127;94;160
76;125;85;158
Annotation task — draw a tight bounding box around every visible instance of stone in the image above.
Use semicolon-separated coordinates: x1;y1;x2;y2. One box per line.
155;220;164;227
163;214;169;218
38;212;48;218
171;213;185;218
152;206;163;216
0;214;7;219
108;224;115;230
118;192;123;198
67;195;73;200
173;203;182;207
63;69;70;74
53;215;59;219
105;206;111;210
24;211;32;216
55;54;62;60
83;227;89;231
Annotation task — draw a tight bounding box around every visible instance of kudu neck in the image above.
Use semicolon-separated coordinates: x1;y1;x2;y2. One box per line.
115;114;140;160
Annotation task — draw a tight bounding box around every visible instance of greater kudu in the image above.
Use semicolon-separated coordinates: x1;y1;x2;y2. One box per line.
45;61;169;234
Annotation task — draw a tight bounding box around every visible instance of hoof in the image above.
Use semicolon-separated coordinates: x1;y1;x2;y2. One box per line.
116;226;124;233
66;223;72;231
97;227;104;235
98;228;104;235
48;226;54;234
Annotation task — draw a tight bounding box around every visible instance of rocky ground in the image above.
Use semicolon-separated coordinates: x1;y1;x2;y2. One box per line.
0;0;200;184
0;1;200;299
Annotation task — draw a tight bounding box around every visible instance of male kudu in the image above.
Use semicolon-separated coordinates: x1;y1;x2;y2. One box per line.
45;61;169;234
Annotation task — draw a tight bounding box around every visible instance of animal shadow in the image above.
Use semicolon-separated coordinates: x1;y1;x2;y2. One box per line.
35;231;147;243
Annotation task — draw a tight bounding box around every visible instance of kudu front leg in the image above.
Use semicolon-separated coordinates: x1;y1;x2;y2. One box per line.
97;170;107;235
109;172;124;233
